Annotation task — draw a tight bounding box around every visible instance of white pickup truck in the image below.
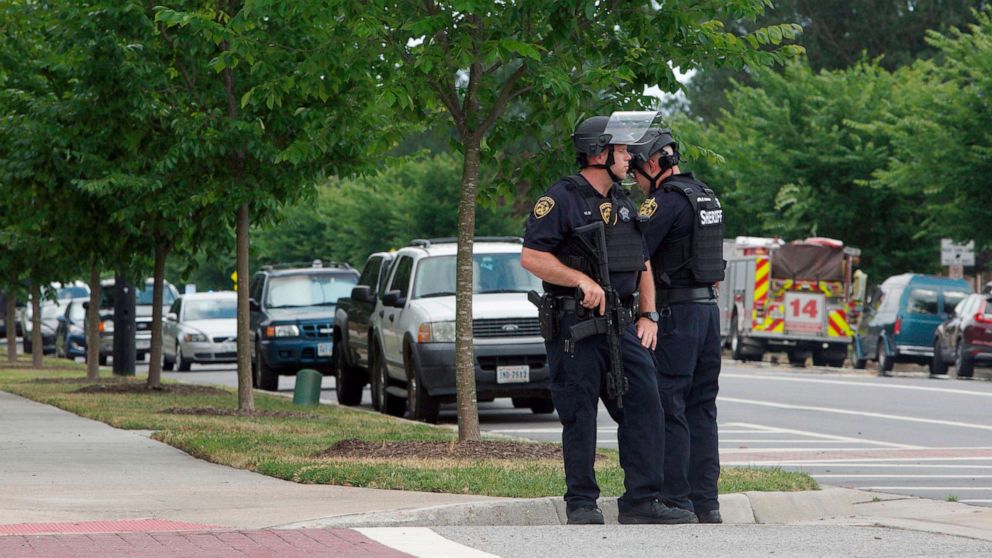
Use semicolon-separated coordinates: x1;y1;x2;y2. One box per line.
343;237;552;423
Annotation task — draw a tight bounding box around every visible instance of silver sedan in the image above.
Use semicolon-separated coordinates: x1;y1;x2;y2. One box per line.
163;292;237;371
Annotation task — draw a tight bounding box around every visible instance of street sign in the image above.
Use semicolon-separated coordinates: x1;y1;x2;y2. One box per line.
941;239;975;267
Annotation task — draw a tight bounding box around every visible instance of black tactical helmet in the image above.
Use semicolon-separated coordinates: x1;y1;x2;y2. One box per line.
572;116;614;156
629;128;677;167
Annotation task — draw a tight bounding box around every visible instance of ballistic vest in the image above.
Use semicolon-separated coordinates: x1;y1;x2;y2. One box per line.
551;176;646;285
651;175;726;287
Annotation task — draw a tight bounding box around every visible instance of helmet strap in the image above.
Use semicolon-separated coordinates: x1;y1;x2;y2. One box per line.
590;145;623;183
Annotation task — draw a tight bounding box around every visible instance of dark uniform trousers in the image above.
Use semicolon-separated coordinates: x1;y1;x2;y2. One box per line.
546;311;665;508
654;301;722;513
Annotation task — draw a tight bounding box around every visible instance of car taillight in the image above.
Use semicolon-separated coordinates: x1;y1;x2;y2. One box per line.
894;316;901;336
975;313;992;324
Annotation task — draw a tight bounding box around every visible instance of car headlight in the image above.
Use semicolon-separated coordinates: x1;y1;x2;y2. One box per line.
417;321;455;343
183;332;209;342
265;324;299;338
99;320;114;333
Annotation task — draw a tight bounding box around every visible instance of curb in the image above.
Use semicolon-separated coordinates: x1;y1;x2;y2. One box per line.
277;488;850;529
277;486;992;542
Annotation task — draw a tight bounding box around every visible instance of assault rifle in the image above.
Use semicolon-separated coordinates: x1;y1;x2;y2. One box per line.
567;221;630;408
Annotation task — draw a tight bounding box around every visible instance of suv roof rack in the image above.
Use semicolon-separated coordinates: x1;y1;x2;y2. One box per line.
408;236;524;248
260;259;354;272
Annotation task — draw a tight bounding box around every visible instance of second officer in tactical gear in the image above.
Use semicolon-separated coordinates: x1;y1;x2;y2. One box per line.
630;128;726;524
521;115;697;526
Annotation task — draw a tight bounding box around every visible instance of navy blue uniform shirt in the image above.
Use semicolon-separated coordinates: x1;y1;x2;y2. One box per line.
642;172;708;289
523;175;648;299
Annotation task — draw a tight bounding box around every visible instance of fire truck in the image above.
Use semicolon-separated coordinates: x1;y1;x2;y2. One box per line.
718;236;866;367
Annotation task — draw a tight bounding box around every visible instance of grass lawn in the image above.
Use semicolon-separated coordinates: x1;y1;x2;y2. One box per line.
0;356;817;498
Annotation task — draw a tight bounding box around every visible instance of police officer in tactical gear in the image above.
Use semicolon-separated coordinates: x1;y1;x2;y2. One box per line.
521;116;697;526
630;128;726;524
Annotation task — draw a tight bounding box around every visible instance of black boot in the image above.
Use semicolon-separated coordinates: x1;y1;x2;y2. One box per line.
618;499;698;525
696;509;723;524
566;505;605;525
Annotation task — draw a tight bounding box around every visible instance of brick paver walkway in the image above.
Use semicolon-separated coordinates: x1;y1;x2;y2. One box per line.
0;528;413;558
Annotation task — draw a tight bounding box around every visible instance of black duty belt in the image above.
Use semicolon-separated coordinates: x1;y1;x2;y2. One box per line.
657;286;717;306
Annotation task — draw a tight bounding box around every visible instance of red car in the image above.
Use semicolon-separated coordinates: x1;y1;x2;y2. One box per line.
931;293;992;378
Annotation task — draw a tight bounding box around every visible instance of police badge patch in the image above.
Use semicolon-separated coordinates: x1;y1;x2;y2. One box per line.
619;205;631;222
639;198;658;218
599;202;613;224
533;196;555;219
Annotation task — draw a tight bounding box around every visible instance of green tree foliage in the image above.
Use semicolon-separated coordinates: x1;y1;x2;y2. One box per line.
870;8;992;254
252;154;519;267
684;0;983;121
680;61;931;279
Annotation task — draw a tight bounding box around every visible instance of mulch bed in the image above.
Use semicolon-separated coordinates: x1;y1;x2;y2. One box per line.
317;438;573;461
1;362;89;371
27;377;130;385
161;407;319;419
74;383;229;396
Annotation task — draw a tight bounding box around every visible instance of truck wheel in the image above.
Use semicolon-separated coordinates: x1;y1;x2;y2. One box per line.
955;341;975;378
334;342;365;406
530;398;555;414
877;339;893;374
372;345;405;416
163;350;175;371
255;342;278;391
852;339;868;369
787;351;807;367
23;338;31;353
511;397;530;409
405;352;439;423
99;353;108;366
929;338;948;375
176;344;192;372
730;316;746;362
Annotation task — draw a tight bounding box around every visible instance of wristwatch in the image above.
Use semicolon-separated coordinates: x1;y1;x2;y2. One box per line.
639;311;660;323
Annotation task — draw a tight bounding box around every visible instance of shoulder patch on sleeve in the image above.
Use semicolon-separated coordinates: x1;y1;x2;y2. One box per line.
533;196;555;219
639;198;658;218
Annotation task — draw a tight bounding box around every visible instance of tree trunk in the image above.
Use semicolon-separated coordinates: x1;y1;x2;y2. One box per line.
30;282;42;368
146;242;171;388
86;264;101;380
235;202;254;411
5;283;16;364
455;140;482;441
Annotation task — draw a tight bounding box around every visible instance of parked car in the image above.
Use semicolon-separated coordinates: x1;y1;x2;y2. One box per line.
339;237;551;424
21;299;65;354
54;298;89;360
853;274;972;373
249;261;360;390
90;278;180;365
332;251;395;405
931;292;992;378
162;292;238;371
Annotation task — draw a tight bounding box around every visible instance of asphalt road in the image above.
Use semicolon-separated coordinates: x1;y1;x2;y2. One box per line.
118;353;992;509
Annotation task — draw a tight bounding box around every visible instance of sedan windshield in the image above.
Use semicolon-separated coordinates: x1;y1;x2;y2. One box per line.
265;274;357;308
413;253;542;299
184;298;237;321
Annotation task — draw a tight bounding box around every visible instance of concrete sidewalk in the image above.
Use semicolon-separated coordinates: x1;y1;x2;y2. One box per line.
0;391;500;530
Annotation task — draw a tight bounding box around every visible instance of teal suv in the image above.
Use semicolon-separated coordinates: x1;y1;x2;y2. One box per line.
248;261;359;391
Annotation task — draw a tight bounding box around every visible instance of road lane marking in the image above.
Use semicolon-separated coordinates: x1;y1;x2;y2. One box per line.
724;456;992;465
721;372;992;398
357;528;499;558
728;421;921;449
762;464;992;469
720;439;875;444
719;396;992;432
857;486;992;491
962;499;992;503
816;474;992;479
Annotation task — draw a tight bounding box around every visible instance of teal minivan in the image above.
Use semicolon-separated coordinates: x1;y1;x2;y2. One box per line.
853;274;972;373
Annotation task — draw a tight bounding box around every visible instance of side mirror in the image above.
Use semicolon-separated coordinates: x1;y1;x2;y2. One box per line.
249;298;260;312
351;285;372;303
381;290;406;308
166;312;177;322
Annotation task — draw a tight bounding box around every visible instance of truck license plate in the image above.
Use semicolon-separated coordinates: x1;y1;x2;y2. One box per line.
497;365;530;384
317;343;333;357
